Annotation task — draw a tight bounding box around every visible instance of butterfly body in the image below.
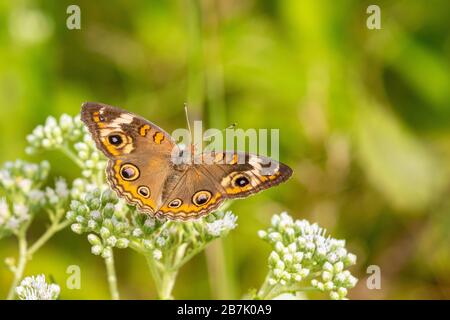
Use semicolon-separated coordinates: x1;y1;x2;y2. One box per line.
81;102;292;220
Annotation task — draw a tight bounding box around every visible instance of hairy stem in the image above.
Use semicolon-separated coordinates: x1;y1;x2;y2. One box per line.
256;271;317;299
160;269;178;300
58;145;84;168
6;235;28;300
145;254;178;300
206;240;235;299
104;250;120;300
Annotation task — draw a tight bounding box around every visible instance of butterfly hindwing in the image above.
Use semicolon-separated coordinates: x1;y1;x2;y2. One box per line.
156;152;292;219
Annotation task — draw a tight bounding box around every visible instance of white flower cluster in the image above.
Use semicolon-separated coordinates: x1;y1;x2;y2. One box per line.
132;210;238;262
26;114;84;154
15;274;60;300
74;135;107;179
0;159;50;194
0;160;50;237
26;114;107;180
205;211;238;237
70;178;108;201
44;178;70;206
67;189;131;258
67;187;238;269
0;199;30;236
259;212;358;300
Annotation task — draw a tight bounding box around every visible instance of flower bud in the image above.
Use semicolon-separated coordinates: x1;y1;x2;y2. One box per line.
116;238;129;249
132;228;143;237
322;271;333;282
334;261;344;273
100;226;111;239
91;245;103;255
101;247;112;259
87;234;101;246
258;230;267;239
345;253;357;266
338;287;348;298
324;281;334;291
269;251;280;265
71;223;83;234
103;204;115;218
153;249;162;260
106;236;117;247
330;291;340;300
323;262;333;272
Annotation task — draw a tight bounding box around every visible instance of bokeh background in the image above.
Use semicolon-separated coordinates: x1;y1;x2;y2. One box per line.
0;0;449;299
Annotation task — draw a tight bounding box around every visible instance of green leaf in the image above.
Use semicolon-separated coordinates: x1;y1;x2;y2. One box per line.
354;102;448;212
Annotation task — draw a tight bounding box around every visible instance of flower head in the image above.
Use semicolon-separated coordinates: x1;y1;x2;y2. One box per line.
26;114;107;180
0;160;51;237
26;114;84;154
68;187;239;274
0;160;50;195
259;212;358;300
15;275;60;300
205;211;238;236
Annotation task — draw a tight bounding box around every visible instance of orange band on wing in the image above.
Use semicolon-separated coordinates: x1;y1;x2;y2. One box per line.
139;124;151;137
159;192;222;214
110;160;156;211
153;132;164;144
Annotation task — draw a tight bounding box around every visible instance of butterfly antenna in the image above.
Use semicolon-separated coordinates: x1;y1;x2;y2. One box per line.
184;103;192;141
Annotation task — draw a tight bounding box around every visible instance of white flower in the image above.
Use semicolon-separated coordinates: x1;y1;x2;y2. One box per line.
28;189;45;204
144;218;156;228
205;211;237;237
156;236;166;247
13;203;30;220
153;249;162;260
0;198;10;224
260;212;358;299
55;178;69;198
17;178;33;193
15;275;60;300
222;211;238;230
59;114;73;129
0;170;13;188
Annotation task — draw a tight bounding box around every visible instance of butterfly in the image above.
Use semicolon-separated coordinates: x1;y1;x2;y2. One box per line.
81;102;292;220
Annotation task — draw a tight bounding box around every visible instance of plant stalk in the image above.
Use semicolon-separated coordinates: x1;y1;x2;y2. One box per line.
104;250;120;300
6;235;28;300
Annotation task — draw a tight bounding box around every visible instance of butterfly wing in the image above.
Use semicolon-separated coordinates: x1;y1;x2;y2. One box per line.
81;102;181;214
156;151;292;220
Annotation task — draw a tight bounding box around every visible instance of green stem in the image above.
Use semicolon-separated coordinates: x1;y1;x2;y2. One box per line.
145;254;163;291
27;219;70;257
256;271;318;300
205;240;234;299
160;270;178;300
6;234;28;300
145;254;178;299
58;145;84;168
5;206;69;300
263;285;317;300
104;250;120;300
256;272;276;300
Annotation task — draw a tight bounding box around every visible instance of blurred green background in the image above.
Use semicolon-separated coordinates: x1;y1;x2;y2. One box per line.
1;0;449;299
